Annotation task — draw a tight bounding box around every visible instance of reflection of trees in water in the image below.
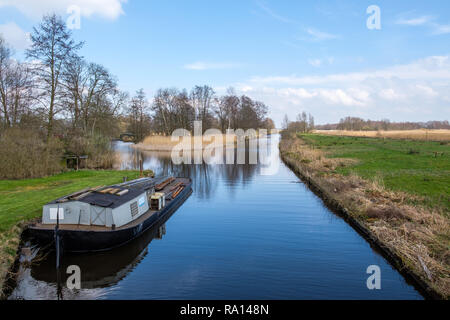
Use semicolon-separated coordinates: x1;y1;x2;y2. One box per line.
115;143;260;200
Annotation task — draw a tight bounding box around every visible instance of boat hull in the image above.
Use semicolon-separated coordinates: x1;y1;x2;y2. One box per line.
28;183;192;253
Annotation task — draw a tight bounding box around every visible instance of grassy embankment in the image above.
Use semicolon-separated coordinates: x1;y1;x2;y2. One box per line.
0;169;142;296
280;132;449;299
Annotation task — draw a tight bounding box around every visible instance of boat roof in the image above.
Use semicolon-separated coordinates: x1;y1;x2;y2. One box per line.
78;187;145;208
47;177;163;209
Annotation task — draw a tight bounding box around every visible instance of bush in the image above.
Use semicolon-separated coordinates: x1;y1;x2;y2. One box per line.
0;128;64;179
64;133;115;169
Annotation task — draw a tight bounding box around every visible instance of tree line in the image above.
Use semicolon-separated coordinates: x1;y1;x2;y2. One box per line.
282;112;315;133
317;117;450;131
0;14;274;179
128;86;275;141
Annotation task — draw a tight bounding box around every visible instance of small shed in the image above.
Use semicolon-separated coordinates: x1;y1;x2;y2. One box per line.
65;154;89;170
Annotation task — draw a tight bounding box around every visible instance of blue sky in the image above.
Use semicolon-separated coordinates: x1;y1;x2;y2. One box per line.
1;0;449;125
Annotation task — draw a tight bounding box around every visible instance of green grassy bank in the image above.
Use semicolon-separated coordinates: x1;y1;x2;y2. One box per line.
280;133;449;298
299;134;450;213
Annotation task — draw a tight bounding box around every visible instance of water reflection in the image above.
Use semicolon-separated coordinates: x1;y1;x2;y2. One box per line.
10;218;171;300
113;138;277;200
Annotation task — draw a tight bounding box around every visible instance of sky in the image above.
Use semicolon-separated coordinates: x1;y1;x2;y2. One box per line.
0;0;449;126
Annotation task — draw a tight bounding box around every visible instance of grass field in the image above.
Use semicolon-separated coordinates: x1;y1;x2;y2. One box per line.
300;134;450;212
314;129;450;141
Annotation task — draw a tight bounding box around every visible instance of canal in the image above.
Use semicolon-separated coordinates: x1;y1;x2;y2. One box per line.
9;135;423;299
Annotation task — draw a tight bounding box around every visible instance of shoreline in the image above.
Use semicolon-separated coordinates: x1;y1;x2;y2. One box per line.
279;133;448;300
0;224;27;299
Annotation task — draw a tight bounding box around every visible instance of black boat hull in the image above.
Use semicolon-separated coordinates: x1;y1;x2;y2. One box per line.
28;184;192;253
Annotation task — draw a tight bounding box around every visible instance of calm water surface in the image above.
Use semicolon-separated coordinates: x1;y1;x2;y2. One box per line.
10;135;423;299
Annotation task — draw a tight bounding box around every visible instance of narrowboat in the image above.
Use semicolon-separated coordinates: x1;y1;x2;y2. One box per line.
28;176;192;252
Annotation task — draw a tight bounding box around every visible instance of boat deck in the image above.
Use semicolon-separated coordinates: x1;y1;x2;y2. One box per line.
31;177;191;232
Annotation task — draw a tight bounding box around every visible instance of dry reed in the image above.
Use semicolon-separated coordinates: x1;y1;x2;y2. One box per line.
135;134;240;151
314;129;450;142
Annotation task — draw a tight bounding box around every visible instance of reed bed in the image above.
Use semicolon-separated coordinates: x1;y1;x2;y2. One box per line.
315;129;450;142
135;134;241;151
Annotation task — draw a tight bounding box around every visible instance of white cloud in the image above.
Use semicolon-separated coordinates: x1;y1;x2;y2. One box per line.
415;84;438;97
432;24;450;35
234;56;450;125
319;89;365;106
249;56;450;86
279;88;316;99
0;0;127;20
396;16;434;26
308;59;322;67
395;14;450;36
379;89;404;101
184;61;239;71
308;57;334;68
304;28;339;41
0;22;31;50
255;1;297;25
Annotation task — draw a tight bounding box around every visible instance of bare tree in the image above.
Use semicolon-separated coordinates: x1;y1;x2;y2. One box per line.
296;112;307;132
190;85;215;132
0;37;33;128
217;87;240;131
381;118;390;131
128;89;151;141
282;114;290;130
152;88;177;135
62;55;85;127
174;89;195;131
0;36;12;127
262;118;275;130
254;100;269;126
151;88;196;135
26;14;83;142
215;96;230;132
337;117;365;130
81;63;117;132
63;57;118;133
308;113;315;132
238;95;258;130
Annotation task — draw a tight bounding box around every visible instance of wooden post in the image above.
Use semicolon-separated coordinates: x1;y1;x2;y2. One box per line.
139;157;143;177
